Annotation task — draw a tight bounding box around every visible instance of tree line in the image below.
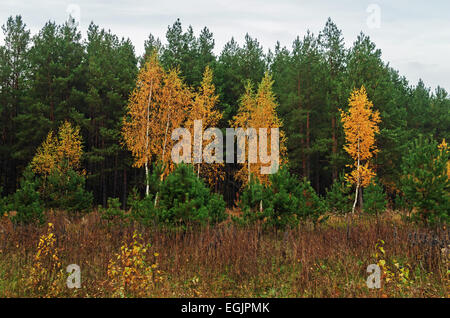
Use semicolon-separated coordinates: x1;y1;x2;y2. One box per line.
0;15;449;209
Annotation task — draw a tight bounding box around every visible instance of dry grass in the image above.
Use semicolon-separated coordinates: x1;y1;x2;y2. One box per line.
0;210;448;298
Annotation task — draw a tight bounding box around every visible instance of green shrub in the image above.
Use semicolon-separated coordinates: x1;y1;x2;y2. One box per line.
325;173;353;215
9;169;44;225
263;170;304;228
297;177;327;224
236;175;265;225
99;197;126;221
156;164;226;227
42;168;93;213
128;164;227;228
364;179;387;216
127;188;157;225
238;168;327;228
399;136;449;224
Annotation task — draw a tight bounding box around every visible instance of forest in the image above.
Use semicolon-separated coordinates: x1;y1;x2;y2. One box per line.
0;15;448;298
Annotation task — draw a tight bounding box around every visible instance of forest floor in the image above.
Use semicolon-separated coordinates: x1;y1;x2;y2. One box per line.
0;210;448;298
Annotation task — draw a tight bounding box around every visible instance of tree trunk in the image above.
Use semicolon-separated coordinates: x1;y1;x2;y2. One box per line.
122;168;127;210
358;187;363;211
332;115;337;181
145;80;153;197
145;162;149;197
248;159;250;185
298;77;306;177
306;111;310;179
155;111;171;207
352;138;360;214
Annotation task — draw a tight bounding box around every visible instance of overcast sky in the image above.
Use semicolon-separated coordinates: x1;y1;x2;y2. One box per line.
1;0;449;91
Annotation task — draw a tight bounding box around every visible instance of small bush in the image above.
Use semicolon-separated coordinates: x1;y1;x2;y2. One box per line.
9;169;44;225
364;179;387;216
156;164;227;227
238;168;327;228
399;137;449;224
127;188;157;225
106;231;163;297
99;197;126;221
24;223;65;296
325;173;353;215
42;168;93;214
128;164;227;228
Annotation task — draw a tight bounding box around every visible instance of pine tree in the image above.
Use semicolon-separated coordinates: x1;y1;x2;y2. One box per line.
364;178;387;216
325;172;353;215
0;15;31;194
15;20;85;172
319;18;347;181
84;23;138;205
9;169;44;224
399;137;449;224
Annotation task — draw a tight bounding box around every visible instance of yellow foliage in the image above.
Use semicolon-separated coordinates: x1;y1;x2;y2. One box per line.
186;66;225;188
230;73;288;186
340;86;381;188
31;132;59;176
438;138;450;179
106;231;163;297
122;52;192;178
122;52;164;170
25;223;65;297
31;121;83;176
374;240;413;292
152;68;192;177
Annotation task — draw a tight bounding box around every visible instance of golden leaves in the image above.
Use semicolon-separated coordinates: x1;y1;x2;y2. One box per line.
25;223;65;297
106;231;163;297
31;121;83;176
230;72;288;186
186;66;224;187
438;138;449;179
122;52;164;170
122;52;192;178
340;86;381;187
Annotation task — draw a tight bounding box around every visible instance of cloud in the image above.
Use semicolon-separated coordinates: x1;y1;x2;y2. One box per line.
0;0;449;91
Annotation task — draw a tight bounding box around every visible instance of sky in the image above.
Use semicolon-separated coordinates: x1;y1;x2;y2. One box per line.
1;0;449;92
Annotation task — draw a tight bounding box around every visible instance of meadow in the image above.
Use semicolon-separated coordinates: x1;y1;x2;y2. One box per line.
0;209;447;298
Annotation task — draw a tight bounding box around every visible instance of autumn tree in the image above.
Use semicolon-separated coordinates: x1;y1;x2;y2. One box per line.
122;53;164;196
31;121;83;176
29;121;92;213
123;52;191;197
152;68;192;178
231;73;287;187
185;66;224;187
340;86;381;214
